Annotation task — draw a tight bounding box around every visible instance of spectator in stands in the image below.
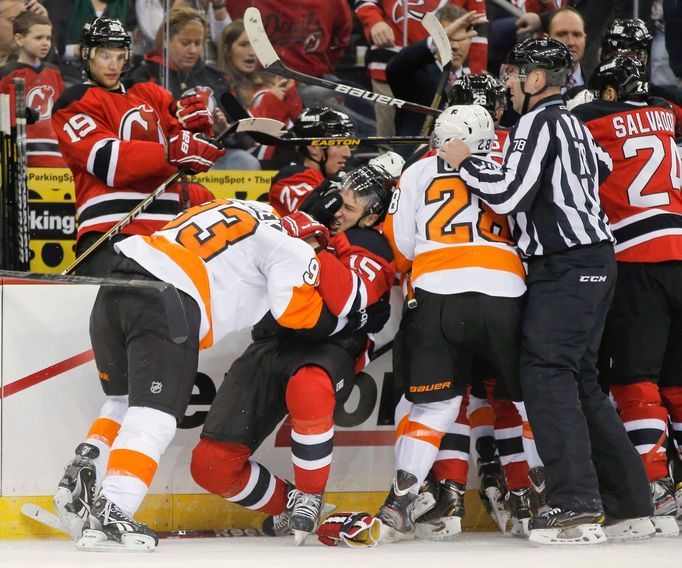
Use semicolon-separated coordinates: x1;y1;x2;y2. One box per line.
547;7;586;92
0;0;48;65
135;0;230;59
386;6;481;144
355;0;488;138
515;0;611;78
217;19;301;126
0;10;66;167
61;0;134;61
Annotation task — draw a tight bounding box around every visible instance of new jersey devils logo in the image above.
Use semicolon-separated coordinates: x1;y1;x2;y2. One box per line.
26;85;56;120
391;0;449;24
119;104;166;143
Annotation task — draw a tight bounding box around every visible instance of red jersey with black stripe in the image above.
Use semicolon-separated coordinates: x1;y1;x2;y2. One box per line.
316;226;396;318
268;164;326;217
0;61;66;167
574;99;682;262
52;81;184;241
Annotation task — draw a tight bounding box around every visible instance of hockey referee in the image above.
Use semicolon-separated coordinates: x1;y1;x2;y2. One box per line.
438;38;652;543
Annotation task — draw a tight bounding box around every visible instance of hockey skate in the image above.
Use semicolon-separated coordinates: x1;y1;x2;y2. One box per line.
675;481;682;529
53;443;99;540
528;507;606;545
262;483;296;537
290;491;324;545
77;496;158;552
478;458;510;533
412;471;438;520
603;516;656;541
377;470;418;543
505;486;539;537
528;466;550;515
649;477;680;537
415;480;465;541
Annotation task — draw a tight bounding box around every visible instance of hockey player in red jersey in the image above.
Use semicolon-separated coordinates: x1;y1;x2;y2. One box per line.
190;164;397;546
0;11;66;167
53;199;346;551
573;56;682;537
52;17;223;277
268;107;355;217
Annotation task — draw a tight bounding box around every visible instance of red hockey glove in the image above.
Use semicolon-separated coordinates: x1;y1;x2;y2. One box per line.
317;512;381;547
170;91;214;134
280;211;331;250
168;130;225;174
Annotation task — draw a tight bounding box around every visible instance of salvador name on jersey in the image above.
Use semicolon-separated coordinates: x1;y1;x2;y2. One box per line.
52;81;183;240
116;199;331;349
574;99;682;262
384;153;525;297
0;62;65;167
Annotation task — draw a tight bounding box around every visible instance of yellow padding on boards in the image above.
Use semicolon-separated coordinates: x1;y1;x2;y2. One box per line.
3;491;496;540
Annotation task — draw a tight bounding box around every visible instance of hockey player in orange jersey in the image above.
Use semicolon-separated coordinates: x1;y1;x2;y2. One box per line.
379;104;527;542
53;199;348;552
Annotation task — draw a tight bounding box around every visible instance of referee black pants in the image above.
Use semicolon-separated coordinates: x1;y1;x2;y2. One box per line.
521;242;652;519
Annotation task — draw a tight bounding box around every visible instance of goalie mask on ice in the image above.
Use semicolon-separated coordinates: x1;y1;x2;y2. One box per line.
431;105;495;155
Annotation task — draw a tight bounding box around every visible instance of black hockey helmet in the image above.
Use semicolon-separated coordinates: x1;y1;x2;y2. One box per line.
292;107;355;139
591;56;649;101
506;37;573;87
339;163;395;223
601;18;652;62
80;17;132;73
448;74;507;117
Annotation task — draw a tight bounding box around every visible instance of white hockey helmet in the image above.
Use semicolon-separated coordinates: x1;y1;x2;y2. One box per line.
369;151;405;179
431;104;495;154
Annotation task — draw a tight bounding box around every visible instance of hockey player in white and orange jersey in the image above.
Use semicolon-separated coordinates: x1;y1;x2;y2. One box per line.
53;199;345;552
445;73;541;536
378;104;527;542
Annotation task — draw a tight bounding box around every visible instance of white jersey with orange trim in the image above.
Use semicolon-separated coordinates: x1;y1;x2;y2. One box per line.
116;199;330;349
384;154;526;298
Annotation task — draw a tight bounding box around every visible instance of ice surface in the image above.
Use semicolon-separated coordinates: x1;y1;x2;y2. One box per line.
0;532;677;568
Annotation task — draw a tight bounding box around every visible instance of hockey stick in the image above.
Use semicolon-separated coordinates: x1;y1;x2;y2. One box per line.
217;101;429;147
420;13;453;136
61;117;285;276
220;91;251;121
0;269;189;343
243;7;439;117
21;503;265;540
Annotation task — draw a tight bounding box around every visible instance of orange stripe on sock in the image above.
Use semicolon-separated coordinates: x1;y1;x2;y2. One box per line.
468;406;495;428
107;449;158;487
403;420;445;448
522;421;534;440
395;414;410;440
87;418;121;447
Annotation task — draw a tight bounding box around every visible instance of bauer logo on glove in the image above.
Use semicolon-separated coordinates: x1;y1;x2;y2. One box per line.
317;512;381;548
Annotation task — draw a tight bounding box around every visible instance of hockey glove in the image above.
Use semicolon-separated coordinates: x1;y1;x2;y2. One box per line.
170;91;214;134
347;297;391;334
317;512;381;548
280;211;331;250
168;130;225;174
299;178;343;228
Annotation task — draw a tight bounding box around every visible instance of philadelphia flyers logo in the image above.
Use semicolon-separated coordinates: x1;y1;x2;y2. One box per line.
118;104;166;143
26;85;56;120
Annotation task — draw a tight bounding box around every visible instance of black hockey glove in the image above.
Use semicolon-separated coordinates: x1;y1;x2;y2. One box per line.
347;297;391;334
299;178;343;227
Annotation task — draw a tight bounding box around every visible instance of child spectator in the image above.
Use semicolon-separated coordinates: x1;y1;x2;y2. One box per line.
0;10;66;167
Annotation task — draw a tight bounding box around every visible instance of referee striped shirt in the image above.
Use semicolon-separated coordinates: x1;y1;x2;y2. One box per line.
458;95;614;257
